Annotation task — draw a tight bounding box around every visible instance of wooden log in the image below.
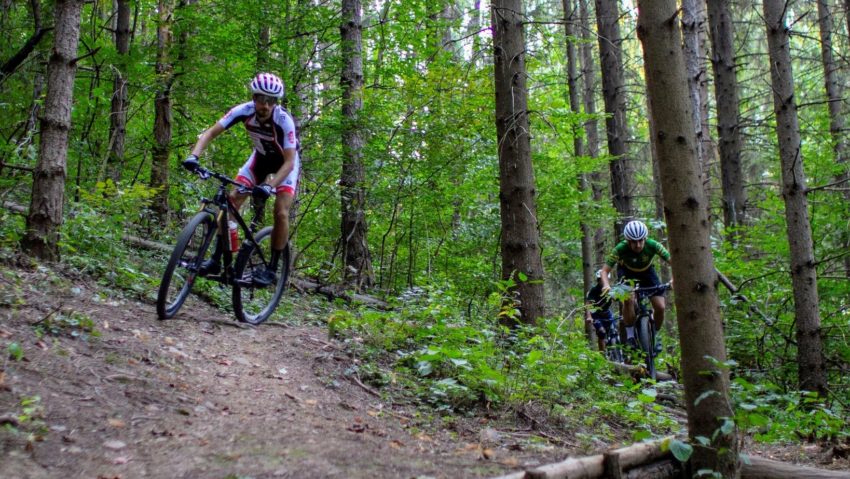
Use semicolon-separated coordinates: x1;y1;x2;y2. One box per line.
741;456;850;479
623;459;681;479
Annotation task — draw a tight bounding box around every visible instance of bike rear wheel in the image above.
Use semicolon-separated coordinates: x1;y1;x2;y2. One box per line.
606;334;625;363
156;211;216;319
232;227;290;325
636;314;657;380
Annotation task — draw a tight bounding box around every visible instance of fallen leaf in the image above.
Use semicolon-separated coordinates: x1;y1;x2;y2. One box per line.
499;456;520;467
482;448;495;460
0;329;11;338
388;440;404;449
35;340;48;350
113;456;129;465
304;399;318;407
163;337;175;346
103;440;126;450
108;418;126;428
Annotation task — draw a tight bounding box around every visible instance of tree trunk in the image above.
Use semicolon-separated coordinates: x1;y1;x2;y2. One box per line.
595;0;634;234
150;0;174;222
681;0;709;203
816;0;850;277
23;0;84;261
580;0;605;269
105;0;130;184
340;0;375;289
637;2;739;476
491;0;546;325
564;0;592;291
763;0;828;397
707;0;747;236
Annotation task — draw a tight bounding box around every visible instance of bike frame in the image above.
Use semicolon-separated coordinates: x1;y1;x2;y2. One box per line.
631;282;671;379
197;168;268;285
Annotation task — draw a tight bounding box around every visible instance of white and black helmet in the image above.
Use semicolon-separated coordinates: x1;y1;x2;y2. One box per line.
623;220;648;241
250;72;284;98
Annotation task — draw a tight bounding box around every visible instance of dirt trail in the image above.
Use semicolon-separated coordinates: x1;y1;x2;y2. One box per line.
0;265;564;479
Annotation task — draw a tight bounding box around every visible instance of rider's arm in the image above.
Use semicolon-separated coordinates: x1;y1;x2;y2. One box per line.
600;263;613;291
190;123;226;158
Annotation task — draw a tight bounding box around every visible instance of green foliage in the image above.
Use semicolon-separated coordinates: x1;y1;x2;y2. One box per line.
61;181;159;292
328;282;679;437
33;311;100;341
7;342;24;361
732;376;847;443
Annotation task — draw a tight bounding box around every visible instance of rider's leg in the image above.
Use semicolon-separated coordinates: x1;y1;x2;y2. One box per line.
269;193;293;269
622;296;636;326
650;295;666;330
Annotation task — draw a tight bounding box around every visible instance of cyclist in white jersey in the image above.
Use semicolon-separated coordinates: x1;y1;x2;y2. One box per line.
182;72;300;286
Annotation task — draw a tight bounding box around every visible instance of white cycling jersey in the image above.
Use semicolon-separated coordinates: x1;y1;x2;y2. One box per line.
218;102;300;195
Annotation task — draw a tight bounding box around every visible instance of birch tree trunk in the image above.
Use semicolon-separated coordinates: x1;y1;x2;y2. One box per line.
637;2;739;476
492;0;546;325
150;0;175;222
763;0;828;397
816;0;850;277
595;0;634;234
23;0;84;261
105;0;130;184
340;0;375;289
707;0;746;236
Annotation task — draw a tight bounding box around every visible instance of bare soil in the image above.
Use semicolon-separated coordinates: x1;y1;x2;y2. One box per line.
0;264;576;479
1;263;847;479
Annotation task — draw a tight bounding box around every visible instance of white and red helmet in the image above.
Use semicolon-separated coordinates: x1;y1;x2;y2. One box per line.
250;73;284;98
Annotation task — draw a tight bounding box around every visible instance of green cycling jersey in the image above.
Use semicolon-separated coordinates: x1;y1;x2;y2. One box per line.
606;238;670;272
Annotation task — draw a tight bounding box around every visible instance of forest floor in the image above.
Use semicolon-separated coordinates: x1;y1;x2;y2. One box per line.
1;261;848;479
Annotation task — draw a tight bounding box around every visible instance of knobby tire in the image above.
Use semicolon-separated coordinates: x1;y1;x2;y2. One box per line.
156;211;216;319
232;227;290;325
636;314;657;380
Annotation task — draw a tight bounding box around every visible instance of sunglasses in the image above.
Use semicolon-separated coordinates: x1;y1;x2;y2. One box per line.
252;94;278;105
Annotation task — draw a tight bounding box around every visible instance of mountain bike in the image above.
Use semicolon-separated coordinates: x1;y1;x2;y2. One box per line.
156;166;290;325
596;315;625;363
632;282;672;380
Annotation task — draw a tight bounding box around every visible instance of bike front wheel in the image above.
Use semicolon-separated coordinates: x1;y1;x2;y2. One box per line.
232;227;290;325
606;334;625;363
156;211;216;319
636;314;657;380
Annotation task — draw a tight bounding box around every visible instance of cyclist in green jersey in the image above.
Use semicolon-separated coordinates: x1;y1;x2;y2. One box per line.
600;220;671;331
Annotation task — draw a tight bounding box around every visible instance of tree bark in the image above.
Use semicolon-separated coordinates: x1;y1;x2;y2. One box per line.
340;0;375;289
491;0;546;325
105;0;131;184
637;2;739;476
681;0;709;202
707;0;747;236
23;0;84;261
150;0;175;222
816;0;850;277
763;0;828;397
579;0;605;269
595;0;634;235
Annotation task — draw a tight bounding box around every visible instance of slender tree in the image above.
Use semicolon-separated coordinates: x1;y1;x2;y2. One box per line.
637;2;739;476
340;0;375;289
681;0;709;201
595;0;634;233
580;0;605;269
150;0;175;222
707;0;747;235
763;0;827;397
492;0;546;324
105;0;131;184
816;0;850;277
23;0;84;260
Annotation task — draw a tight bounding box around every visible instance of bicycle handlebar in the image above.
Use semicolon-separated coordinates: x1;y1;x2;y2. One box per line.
633;282;672;299
194;166;242;188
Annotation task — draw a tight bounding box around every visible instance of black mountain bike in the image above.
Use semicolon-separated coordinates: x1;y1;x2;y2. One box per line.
632;282;672;380
156;166;290;325
602;316;626;363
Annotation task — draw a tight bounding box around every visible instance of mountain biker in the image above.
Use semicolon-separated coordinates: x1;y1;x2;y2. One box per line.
600;220;671;336
182;73;299;286
585;269;617;353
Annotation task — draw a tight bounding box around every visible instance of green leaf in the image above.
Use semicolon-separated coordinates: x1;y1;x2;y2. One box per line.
632;429;652;441
7;342;23;361
669;439;693;462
